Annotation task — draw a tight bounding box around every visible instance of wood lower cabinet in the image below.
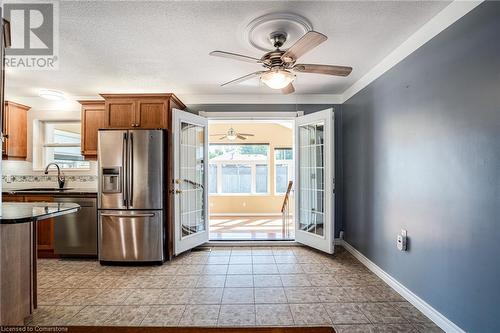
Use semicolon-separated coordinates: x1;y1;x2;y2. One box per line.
79;100;105;159
3;101;30;160
101;93;186;130
19;195;55;258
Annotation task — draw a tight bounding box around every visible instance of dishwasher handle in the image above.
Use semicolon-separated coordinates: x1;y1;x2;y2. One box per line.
54;197;96;208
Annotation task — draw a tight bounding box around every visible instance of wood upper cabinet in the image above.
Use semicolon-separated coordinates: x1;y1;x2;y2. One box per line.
79;100;105;158
101;94;186;130
105;98;136;128
3;101;30;160
136;98;168;128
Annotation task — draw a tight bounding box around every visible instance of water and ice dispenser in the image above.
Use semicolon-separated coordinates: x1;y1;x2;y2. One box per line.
101;167;121;193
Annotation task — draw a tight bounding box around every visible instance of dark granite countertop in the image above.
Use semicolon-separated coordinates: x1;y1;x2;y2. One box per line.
0;202;80;224
3;188;97;195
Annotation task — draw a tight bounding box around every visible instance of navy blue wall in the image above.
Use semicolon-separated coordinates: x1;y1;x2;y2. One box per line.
341;3;500;332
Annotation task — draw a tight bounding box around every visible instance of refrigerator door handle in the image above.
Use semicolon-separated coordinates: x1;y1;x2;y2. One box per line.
122;132;128;207
100;213;155;218
129;132;134;207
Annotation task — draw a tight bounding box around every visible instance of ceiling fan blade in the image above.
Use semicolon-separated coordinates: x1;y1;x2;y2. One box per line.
281;31;327;62
210;51;261;64
293;64;352;77
237;135;247;140
221;71;264;87
281;83;295;95
219;135;227;140
238;133;255;136
210;133;227;136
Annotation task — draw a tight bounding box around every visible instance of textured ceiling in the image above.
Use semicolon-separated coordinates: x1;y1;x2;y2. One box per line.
5;1;450;100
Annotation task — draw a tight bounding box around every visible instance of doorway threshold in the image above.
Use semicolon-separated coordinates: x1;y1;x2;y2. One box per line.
205;240;300;247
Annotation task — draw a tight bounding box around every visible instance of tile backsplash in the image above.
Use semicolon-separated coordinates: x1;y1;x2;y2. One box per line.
2;160;98;189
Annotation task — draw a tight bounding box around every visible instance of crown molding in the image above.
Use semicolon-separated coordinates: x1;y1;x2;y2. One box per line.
341;0;483;103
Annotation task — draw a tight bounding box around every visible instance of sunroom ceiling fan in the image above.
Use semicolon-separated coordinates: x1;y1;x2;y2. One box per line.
210;128;254;140
210;30;352;94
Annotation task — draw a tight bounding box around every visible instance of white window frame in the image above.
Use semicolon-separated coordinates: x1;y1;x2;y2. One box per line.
274;147;294;195
33;120;90;171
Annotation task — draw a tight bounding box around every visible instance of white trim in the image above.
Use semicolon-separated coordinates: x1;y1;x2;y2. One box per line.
180;94;342;105
209;213;283;217
341;240;466;333
341;0;483;103
200;111;303;119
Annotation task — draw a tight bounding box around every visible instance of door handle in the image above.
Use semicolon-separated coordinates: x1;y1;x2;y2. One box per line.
122;132;128;207
101;213;155;218
175;189;182;194
129;132;134;207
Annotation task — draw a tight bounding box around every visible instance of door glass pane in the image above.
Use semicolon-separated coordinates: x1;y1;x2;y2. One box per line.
180;122;206;238
298;122;325;236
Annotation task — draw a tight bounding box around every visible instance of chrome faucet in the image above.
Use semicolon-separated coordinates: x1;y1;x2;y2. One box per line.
44;163;66;189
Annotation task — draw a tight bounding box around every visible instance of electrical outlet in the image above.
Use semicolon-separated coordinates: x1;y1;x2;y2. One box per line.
397;230;408;251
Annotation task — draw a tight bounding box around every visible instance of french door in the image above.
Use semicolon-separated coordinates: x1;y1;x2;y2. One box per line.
294;109;335;254
173;109;209;255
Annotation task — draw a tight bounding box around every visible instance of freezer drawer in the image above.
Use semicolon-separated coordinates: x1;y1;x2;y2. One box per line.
99;210;163;262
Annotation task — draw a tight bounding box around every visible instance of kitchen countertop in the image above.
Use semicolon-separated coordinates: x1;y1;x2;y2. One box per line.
3;188;97;195
0;202;80;224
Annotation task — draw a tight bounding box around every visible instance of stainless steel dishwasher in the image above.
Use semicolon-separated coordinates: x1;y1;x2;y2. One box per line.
54;196;97;256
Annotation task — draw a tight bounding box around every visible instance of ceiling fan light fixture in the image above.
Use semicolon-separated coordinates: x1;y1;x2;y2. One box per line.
260;69;295;89
226;128;237;140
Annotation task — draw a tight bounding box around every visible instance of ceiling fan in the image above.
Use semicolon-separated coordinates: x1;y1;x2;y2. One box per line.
210;30;352;94
210;128;254;140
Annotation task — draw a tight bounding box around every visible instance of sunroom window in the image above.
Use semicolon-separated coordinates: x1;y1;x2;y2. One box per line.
209;144;269;195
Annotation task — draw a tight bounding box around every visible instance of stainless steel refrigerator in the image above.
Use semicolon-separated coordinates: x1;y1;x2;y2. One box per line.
98;129;165;263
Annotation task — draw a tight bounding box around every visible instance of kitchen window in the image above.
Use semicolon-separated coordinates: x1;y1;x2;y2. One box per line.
209;144;269;195
39;121;90;169
275;148;293;194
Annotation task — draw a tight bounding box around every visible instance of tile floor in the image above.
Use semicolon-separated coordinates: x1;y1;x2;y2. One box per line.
28;246;443;332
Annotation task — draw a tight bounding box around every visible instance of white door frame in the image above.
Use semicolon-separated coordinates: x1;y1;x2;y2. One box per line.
294;108;335;254
201;111;300;242
173;109;209;255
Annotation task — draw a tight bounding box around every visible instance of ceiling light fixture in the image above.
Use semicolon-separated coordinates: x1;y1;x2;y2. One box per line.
260;69;295;89
38;89;66;101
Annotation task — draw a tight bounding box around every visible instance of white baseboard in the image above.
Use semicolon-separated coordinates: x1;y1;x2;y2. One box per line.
341;240;465;333
209;213;283;217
